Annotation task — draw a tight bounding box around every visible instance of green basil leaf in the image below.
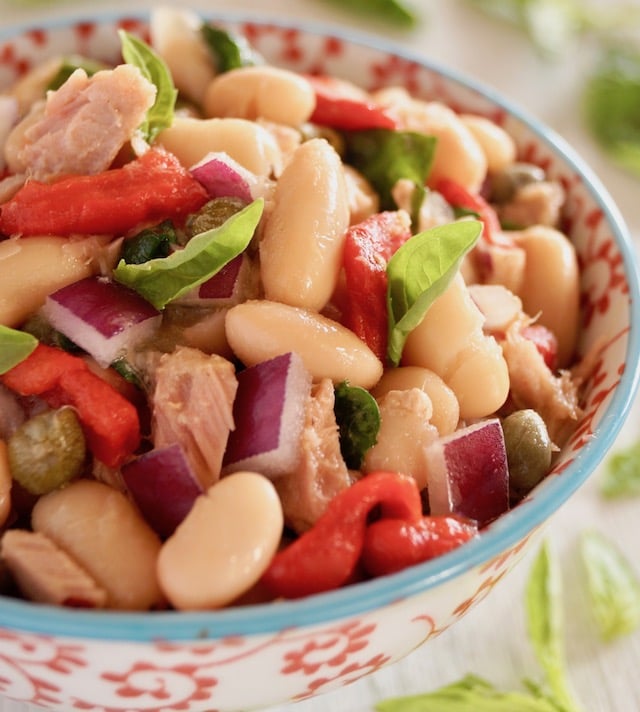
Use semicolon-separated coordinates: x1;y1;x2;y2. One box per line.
0;326;38;375
342;129;437;218
120;220;178;265
583;46;640;178
375;673;562;711
601;439;640;498
319;0;417;28
118;30;177;143
580;529;640;642
334;380;381;469
526;541;582;712
47;56;108;91
386;220;481;366
200;24;262;73
114;198;263;309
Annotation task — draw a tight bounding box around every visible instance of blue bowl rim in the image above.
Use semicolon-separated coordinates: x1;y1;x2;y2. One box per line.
0;8;639;642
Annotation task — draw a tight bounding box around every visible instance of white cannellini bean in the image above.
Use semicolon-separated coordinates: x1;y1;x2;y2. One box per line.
402;273;510;419
157;116;283;176
371;366;460;436
0;235;110;327
363;389;439;490
259;138;350;311
31;480;164;611
460;114;517;174
150;8;216;105
157;471;283;610
513;225;580;368
225;300;384;390
203;66;316;127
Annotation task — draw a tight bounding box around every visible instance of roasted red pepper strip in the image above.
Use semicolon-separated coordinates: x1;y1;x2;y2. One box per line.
1;344;140;468
261;471;422;599
435;177;509;247
306;75;398;131
342;211;412;362
361;516;478;577
0;149;208;238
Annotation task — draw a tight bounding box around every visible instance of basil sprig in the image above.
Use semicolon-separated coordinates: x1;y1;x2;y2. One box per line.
386;220;482;365
114;199;263;309
334;381;381;469
580;529;640;642
342;129;437;222
0;325;38;375
119;30;177;143
200;24;263;73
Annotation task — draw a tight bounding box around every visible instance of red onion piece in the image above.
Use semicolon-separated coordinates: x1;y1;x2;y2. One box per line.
121;443;204;539
177;253;256;307
426;418;509;528
190;151;257;202
42;276;161;368
222;352;312;478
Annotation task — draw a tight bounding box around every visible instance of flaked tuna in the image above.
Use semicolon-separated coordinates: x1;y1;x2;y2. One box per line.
152;347;238;489
11;65;156;181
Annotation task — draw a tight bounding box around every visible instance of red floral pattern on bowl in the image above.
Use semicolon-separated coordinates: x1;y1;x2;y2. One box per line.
0;13;637;712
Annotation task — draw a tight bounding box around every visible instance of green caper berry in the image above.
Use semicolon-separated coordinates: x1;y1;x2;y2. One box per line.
490;162;546;204
8;407;86;495
186;197;247;238
502;409;553;498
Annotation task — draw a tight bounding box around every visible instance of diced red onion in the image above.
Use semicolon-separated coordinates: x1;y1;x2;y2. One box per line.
42;276;161;368
222;352;312;478
426;418;509;528
190;151;257;203
177;253;255;307
121;443;204;538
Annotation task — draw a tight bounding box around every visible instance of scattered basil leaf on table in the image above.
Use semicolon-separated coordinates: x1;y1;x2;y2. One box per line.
375;673;562;711
386;220;481;366
201;24;263;72
118;30;177;143
580;529;640;642
525;541;583;712
318;0;418;28
601;439;640;498
583;46;640;178
333;381;381;469
114;199;263;309
0;325;38;375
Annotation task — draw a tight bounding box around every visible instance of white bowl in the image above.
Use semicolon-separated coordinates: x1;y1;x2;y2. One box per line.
0;11;638;712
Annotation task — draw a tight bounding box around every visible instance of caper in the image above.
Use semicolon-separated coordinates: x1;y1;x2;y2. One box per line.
186;197;247;238
490;162;546;204
502;409;552;498
8;407;86;495
299;122;345;155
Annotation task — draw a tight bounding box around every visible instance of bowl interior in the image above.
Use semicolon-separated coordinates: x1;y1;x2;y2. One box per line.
0;10;638;641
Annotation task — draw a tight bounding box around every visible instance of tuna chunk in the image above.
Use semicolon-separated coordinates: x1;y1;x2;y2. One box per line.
1;529;107;608
275;379;352;533
152;347;238;489
501;323;580;446
14;65;156;181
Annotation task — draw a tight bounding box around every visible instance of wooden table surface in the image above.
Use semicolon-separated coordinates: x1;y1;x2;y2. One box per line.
1;2;639;711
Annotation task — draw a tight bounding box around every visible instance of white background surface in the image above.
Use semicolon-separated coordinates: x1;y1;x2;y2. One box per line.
1;1;639;711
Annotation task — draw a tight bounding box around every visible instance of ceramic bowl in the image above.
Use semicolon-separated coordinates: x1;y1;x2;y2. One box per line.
0;11;638;712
